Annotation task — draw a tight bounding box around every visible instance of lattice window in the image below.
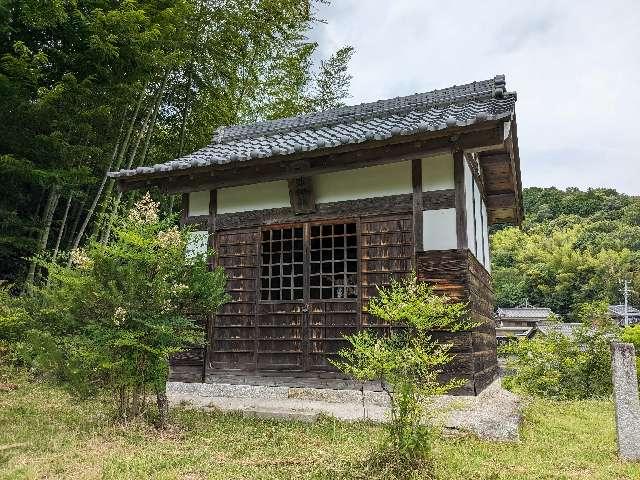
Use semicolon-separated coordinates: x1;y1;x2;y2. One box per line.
310;223;358;300
260;227;304;301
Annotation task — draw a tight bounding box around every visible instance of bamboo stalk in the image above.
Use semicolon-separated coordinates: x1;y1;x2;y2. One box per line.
24;185;60;292
51;194;72;263
81;85;147;245
101;71;170;244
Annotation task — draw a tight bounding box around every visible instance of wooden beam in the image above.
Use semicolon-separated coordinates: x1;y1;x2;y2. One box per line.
412;159;423;253
117;123;506;193
486;193;515;210
206;190;454;231
487;210;516;225
453;148;468;250
465;152;486;202
287;177;316;214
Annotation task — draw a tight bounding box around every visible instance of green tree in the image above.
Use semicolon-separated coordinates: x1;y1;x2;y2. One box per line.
491;187;640;318
1;0;354;287
500;324;617;400
21;193;228;427
332;275;473;476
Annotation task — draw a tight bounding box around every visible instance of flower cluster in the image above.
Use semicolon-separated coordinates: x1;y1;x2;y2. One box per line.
69;248;93;269
128;192;159;224
160;298;174;313
171;283;188;294
113;306;127;326
157;226;182;248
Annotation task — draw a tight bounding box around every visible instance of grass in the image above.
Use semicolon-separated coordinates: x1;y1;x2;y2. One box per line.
1;367;639;480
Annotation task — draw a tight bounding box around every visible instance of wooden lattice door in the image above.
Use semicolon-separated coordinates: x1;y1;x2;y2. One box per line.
257;221;360;371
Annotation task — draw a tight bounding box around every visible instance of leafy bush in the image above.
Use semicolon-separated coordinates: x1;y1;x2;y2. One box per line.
620;325;640;385
500;324;616;399
574;300;613;328
0;286;33;343
20;193;228;426
332;275;472;477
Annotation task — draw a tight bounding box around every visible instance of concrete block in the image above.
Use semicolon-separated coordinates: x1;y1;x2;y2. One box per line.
611;342;640;461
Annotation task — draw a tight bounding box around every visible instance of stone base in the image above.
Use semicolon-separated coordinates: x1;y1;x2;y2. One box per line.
167;378;522;442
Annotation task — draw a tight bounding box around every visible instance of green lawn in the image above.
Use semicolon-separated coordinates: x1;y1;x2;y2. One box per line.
1;368;639;480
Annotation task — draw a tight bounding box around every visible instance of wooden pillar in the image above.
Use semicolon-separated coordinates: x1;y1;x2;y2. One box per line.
453;148;468;250
180;193;189;226
412;159;423;254
203;189;217;383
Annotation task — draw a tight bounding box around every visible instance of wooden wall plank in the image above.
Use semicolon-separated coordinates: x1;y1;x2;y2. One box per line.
416;248;497;394
211;191;454;231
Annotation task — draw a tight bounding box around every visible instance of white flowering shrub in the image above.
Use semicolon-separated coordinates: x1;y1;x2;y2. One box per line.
24;192;228;426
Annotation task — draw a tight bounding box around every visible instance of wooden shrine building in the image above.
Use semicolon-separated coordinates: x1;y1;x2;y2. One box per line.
109;75;523;395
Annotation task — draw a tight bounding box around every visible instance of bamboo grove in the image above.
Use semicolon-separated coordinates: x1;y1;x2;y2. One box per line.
0;0;354;288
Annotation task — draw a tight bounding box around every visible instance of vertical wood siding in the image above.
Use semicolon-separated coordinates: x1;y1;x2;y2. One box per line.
210;228;260;370
360;214;414;330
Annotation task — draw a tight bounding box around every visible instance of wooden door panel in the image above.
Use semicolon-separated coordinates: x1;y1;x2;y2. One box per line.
306;299;358;370
257;302;304;370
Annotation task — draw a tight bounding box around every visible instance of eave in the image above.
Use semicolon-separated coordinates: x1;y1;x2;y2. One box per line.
479;117;523;225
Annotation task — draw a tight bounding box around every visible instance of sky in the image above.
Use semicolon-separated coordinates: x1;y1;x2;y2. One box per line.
310;0;640;195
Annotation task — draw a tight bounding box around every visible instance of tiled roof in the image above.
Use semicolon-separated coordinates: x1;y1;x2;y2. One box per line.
608;304;640;318
496;326;536;338
496;307;553;321
536;322;583;338
108;75;516;179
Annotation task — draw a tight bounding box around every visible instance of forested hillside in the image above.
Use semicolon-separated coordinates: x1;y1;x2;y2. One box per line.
0;0;352;288
491;187;640;319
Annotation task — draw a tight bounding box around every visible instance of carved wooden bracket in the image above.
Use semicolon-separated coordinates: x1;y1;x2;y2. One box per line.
288;177;316;214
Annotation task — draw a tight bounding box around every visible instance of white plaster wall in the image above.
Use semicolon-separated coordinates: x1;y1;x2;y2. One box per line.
186;230;208;258
421;153;454;191
313;162;412;204
217;180;290;214
423;208;457;250
188;190;210;216
482;200;491;272
464;162;475;255
474;181;484;265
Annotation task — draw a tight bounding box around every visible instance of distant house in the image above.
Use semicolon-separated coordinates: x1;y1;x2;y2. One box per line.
495;306;553;343
608;304;640;326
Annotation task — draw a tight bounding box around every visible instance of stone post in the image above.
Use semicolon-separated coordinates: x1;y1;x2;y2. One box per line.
611;342;640;461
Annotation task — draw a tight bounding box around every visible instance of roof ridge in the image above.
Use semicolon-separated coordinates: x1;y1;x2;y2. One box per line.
220;75;510;143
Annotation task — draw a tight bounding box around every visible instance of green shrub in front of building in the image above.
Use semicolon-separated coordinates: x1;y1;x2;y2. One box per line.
500;324;617;399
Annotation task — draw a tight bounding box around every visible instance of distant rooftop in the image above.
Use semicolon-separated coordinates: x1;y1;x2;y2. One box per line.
608;304;640;318
496;306;553;321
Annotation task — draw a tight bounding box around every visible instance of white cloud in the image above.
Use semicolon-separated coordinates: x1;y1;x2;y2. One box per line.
311;0;640;194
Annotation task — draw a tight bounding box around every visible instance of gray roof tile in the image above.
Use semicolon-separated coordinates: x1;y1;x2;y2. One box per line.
109;75;516;179
609;304;640;317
